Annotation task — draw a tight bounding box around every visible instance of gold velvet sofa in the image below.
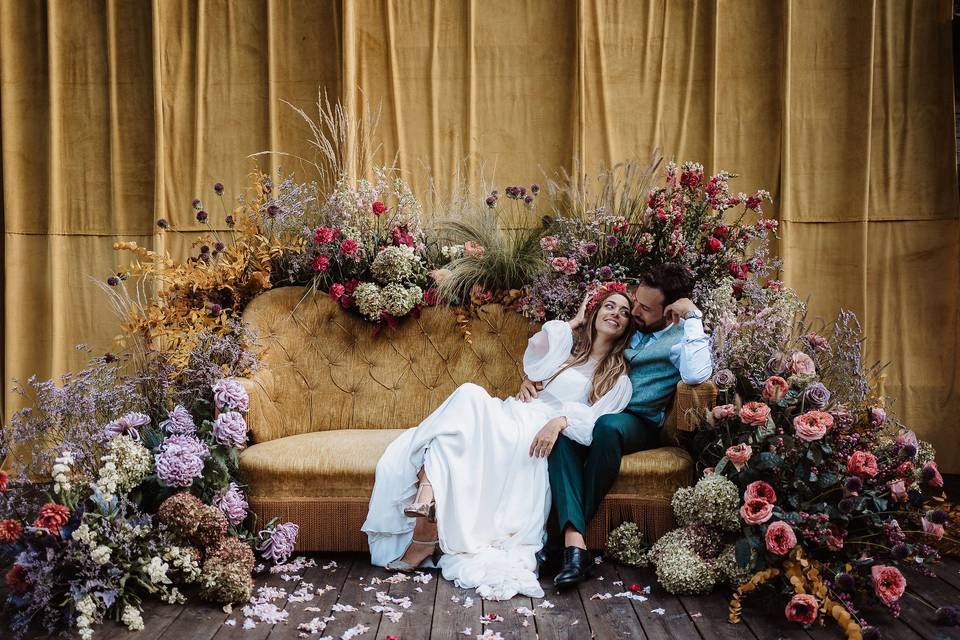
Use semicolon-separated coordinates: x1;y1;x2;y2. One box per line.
235;286;717;551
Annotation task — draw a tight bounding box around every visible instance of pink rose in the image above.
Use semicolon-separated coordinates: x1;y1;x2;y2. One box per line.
784;594;819;625
793;411;833;442
765;521;797;556
726;443;753;471
372;200;388;215
562;258;578;275
744;481;777;504
922;516;944;540
740;498;774;525
464;240;486;259
846;451;879;478
888;479;908;502
789;352;816;376
550;257;569;272
702;467;715;476
739;401;771;427
762;376;789;402
871;565;906;605
539;236;559;251
712;404;736;420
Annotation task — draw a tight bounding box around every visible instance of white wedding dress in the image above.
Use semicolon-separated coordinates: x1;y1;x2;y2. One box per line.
361;319;632;600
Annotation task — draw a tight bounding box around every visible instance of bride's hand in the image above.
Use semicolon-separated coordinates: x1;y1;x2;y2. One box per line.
529;417;567;458
516;376;543;402
568;291;591;330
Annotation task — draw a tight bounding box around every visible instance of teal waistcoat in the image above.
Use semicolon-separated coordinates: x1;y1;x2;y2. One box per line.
624;323;683;425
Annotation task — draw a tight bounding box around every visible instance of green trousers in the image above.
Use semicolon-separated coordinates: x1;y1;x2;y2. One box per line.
546;411;660;546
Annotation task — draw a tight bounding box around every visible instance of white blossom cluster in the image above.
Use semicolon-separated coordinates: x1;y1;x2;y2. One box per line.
51;450;75;496
95;435;152;501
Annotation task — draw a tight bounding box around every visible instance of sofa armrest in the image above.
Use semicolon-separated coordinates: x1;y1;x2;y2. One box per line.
231;373;284;445
673;380;718;432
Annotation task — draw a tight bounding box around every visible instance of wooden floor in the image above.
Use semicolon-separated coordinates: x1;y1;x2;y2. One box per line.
9;553;960;640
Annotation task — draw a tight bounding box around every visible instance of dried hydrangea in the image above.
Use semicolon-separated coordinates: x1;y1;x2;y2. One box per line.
209;537;255;572
199;555;255;604
157;492;205;540
96;435;152;501
672;474;740;531
605;522;647;566
649;529;720;594
382;283;422;317
354;282;384;321
371;245;422;283
193;505;228;548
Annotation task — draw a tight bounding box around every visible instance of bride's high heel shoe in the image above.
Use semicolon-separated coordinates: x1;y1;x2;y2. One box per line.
403;480;436;522
385;538;441;572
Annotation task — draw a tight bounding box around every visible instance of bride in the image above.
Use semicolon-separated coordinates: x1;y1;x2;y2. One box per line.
362;285;634;599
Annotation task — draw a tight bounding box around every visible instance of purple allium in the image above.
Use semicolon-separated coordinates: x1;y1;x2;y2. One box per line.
531;184;540;195
581;241;598;256
861;626;881;640
524;195;534;206
835;572;855;592
927;509;948;525
712;369;735;389
214;482;249;526
606;235;619;248
257;522;299;564
155;435;209;488
102;411;150;441
838;498;854;514
899;444;917;459
213;379;249;412
214;241;225;252
598;265;614;280
891;543;909;560
157;218;169;229
207;303;222;317
160;404;196;435
935;606;960;626
196;210;208;223
485;195;497;208
214;182;224;195
845;476;863;493
921;463;938;482
107;276;120;286
192;198;203;210
266;204;280;218
213;411;248;449
803;382;831;409
225;215;235;227
200;244;210;254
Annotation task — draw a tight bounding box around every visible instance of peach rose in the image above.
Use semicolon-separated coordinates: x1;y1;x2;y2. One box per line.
765;521;797;556
463;241;486;259
793;411;832;442
846;451;879;478
726;443;753;471
762;376;789;402
784;593;819;625
789;352;816;375
871;565;906;605
740;498;774;525
888;479;908;502
712;404;736;420
744;480;777;504
702;467;715;476
739;401;771;427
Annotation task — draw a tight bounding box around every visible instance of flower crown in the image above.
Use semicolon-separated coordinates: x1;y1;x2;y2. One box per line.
586;281;630;315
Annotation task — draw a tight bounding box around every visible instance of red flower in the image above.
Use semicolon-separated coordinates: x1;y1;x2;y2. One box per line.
339;239;359;256
314;226;339;245
329;283;346;301
340;295;354;309
0;519;23;544
765;521;796;556
0;470;7;492
740;498;774;525
33;503;70;535
391;225;415;248
627;583;643;593
4;565;30;594
705;237;723;253
372;201;389;216
423;288;439;306
762;376;789;402
784;593;818;625
712;224;730;239
728;261;749;280
744;481;777;504
312;255;330;273
344;279;359;294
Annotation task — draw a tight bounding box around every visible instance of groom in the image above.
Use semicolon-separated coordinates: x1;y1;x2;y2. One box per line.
519;262;712;588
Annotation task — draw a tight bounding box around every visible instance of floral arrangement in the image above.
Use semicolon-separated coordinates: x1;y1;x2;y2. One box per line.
516;160;780;322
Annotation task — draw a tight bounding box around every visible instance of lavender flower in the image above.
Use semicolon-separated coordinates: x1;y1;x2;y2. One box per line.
598;265;614;280
155;435;209;488
102;412;151;441
213;411;248;449
214;482;249;526
485;195;497;208
160;405;196;435
606;235;619;248
212;380;249;412
192;198;202;210
258;522;299;564
803;382;831;409
712;369;735;389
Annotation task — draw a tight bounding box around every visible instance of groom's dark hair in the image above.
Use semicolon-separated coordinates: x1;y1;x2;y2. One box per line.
638;263;694;306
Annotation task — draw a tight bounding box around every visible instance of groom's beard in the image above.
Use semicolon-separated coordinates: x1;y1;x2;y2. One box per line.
634;316;668;334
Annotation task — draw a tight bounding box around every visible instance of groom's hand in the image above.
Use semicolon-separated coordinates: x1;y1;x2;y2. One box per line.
517;376;543;402
529;417;566;458
664;297;698;326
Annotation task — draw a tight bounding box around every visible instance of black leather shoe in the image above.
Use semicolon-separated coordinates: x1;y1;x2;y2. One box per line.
553;546;593;589
535;544;561;574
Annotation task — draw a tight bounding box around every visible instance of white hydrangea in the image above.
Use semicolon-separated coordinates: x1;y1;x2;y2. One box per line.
75;594;97;640
145;556;171;585
121;604;144;631
71;522;97;548
96;435;152;501
371;245;421;283
163;545;201;582
440;244;465;260
91;545;112;565
52;450;75;495
354;282;384;321
382;283;422;317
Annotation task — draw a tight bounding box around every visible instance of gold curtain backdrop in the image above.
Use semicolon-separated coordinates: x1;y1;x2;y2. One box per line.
1;1;958;469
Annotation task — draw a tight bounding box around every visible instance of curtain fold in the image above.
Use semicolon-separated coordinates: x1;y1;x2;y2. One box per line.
1;0;957;469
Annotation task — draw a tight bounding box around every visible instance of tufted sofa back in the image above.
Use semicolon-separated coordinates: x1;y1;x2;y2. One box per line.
238;286;540;443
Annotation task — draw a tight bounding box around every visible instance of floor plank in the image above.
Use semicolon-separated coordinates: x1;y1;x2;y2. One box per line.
266;556;352;640
896;567;960;640
319;561;389;640
616;563;703;640
577;557;649;639
374;568;438;640
155;594;232;640
214;561;299;640
932;556;960;592
430;574;481;640
482;594;537;640
95;596;184;640
676;585;756;640
532;574;592;640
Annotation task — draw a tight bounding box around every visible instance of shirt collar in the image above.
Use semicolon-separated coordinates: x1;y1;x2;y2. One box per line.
631;322;677;347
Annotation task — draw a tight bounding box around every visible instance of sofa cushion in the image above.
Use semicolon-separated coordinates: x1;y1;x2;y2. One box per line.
238;429;694;501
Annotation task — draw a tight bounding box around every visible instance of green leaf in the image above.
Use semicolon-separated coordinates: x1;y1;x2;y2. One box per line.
735;538;752;568
755;452;783;470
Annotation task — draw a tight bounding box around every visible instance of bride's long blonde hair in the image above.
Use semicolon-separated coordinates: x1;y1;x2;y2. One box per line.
543;291;633;403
